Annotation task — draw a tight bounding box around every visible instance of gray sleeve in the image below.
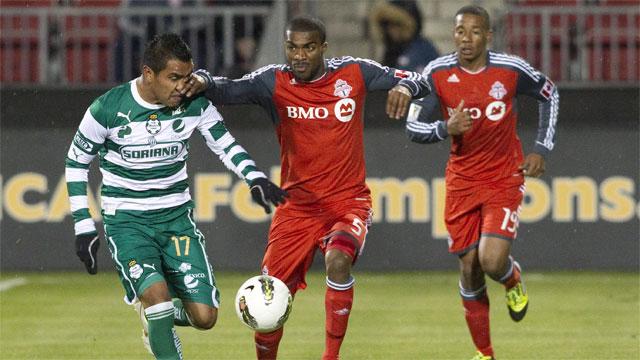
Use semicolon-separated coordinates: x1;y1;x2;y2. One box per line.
194;66;277;106
405;93;448;144
515;63;560;157
353;58;431;98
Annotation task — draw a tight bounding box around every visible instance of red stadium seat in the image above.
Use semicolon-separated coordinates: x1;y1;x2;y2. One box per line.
585;13;640;80
0;1;52;83
63;1;121;83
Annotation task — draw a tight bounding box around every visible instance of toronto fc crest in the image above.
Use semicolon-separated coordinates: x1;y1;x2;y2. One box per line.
489;81;507;100
333;79;352;98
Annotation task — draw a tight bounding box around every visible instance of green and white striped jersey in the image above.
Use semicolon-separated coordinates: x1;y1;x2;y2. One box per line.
65;79;265;236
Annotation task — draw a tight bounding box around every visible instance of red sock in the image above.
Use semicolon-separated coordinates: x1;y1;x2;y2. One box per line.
501;258;521;290
462;292;493;357
323;285;354;360
254;327;284;360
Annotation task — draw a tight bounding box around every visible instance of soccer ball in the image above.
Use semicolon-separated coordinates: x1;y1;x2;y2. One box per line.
234;275;293;333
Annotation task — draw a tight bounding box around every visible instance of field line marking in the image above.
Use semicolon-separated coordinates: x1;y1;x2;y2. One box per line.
0;278;27;292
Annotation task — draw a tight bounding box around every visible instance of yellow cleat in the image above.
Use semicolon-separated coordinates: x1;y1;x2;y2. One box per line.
505;262;529;322
470;350;495;360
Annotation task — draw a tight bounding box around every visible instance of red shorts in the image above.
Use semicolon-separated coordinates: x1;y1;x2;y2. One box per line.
445;183;525;255
261;199;372;294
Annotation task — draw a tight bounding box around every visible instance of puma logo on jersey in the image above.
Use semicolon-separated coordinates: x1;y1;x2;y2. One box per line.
447;74;460;83
117;110;132;123
71;148;81;160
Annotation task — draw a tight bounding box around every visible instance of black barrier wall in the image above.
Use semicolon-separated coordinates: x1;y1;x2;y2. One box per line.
1;88;638;271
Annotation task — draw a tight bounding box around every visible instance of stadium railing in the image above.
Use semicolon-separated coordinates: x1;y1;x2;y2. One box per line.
497;2;639;87
0;2;279;87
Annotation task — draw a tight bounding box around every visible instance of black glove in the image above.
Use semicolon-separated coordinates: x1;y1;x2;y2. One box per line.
76;232;100;275
250;177;288;214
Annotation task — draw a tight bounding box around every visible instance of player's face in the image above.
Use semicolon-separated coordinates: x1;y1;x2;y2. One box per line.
454;14;492;65
284;30;327;82
144;58;194;108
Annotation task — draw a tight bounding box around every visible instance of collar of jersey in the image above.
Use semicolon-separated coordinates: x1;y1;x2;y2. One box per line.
130;78;166;110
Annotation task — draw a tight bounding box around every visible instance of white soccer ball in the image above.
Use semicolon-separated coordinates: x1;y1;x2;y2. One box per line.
234;275;293;333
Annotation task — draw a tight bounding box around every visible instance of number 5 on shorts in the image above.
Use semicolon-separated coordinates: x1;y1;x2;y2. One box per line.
172;235;191;256
350;217;366;236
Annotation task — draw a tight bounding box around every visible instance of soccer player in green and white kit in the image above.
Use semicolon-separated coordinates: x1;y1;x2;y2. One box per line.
65;33;286;359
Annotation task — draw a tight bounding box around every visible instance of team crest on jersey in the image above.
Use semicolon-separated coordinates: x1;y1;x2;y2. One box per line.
333;79;353;98
489;81;507;100
146;114;161;134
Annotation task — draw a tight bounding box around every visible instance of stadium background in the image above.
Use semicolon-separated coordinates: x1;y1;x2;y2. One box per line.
1;0;637;272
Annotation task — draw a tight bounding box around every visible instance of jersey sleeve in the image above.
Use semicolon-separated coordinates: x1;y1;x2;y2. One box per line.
514;58;560;156
351;57;431;98
65;100;108;236
405;63;447;143
405;93;448;143
197;99;266;184
195;66;277;106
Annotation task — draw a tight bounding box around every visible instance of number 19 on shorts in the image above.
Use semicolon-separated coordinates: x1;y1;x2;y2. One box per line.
500;206;521;234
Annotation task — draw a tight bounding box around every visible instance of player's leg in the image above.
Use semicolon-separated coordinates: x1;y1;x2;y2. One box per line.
459;249;494;360
161;208;220;330
321;206;371;360
479;183;528;322
446;191;494;359
139;282;184;360
254;211;322;359
105;220;182;359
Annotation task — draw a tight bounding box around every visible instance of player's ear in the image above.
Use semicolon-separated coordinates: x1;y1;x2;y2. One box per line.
142;65;154;82
320;42;328;53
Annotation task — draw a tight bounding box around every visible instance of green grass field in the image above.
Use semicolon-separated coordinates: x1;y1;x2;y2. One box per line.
1;271;638;359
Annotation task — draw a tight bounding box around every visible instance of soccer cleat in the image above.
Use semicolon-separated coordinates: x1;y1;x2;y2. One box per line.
470;350;495;360
505;261;528;322
133;301;153;355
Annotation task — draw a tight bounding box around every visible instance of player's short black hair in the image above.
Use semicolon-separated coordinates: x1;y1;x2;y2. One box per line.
455;5;491;30
285;16;327;43
142;33;192;73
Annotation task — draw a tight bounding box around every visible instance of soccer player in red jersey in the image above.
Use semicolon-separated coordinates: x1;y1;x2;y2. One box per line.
405;5;559;360
182;16;430;359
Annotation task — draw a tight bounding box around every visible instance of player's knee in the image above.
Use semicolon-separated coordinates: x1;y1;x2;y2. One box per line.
139;282;172;308
189;307;218;330
479;255;505;279
325;249;352;283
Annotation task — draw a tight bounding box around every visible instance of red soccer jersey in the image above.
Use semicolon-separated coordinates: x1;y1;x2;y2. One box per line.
271;66;368;209
206;57;429;212
406;51;559;193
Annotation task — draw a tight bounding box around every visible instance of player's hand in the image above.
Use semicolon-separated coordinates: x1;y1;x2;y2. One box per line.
519;153;545;177
75;233;100;275
179;73;207;98
386;85;412;120
250;178;288;214
446;100;472;135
